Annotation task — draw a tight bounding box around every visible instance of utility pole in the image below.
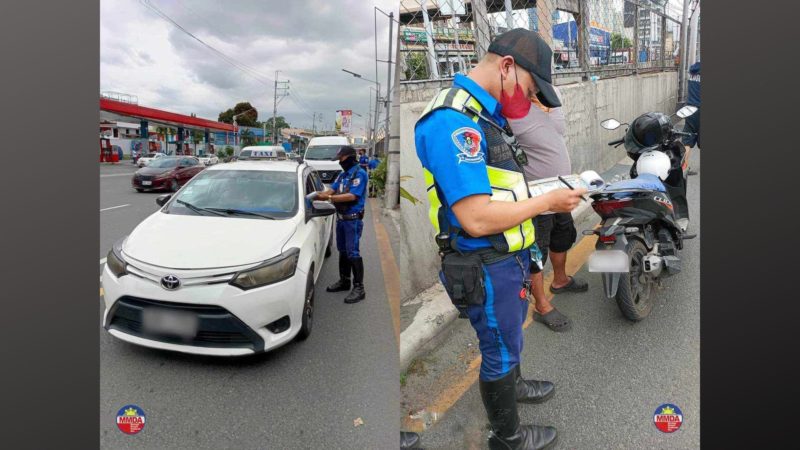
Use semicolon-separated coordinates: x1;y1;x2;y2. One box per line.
384;20;401;210
688;1;700;67
312;112;317;135
678;0;691;103
273;70;289;145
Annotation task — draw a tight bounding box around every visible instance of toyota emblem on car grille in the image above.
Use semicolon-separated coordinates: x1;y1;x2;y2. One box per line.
160;275;181;290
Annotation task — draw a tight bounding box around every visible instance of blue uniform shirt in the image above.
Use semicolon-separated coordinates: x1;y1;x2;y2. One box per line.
687;62;700;107
368;157;380;170
415;73;508;252
359;155;370;168
331;164;368;214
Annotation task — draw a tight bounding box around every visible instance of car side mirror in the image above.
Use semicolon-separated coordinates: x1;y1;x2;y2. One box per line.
307;200;336;220
156;194;172;207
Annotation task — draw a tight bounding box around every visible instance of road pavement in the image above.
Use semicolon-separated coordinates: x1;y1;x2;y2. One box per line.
404;152;701;449
99;163;399;449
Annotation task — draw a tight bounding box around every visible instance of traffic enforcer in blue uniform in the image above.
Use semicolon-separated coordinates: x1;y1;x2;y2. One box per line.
317;146;369;304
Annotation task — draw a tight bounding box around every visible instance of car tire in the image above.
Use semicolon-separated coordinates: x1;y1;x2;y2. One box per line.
296;272;314;341
170;179;180;192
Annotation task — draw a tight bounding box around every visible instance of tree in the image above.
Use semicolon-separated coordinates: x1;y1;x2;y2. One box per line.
404;52;430;80
261;116;290;131
218;101;258;126
239;129;257;146
611;32;633;51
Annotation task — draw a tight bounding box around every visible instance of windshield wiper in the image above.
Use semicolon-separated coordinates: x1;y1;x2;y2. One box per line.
176;199;226;217
206;208;279;220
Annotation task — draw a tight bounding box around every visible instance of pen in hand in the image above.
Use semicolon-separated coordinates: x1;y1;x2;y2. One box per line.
557;175;588;202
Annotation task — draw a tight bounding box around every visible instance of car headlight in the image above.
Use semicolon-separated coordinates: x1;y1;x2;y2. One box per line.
230;248;300;290
106;240;127;278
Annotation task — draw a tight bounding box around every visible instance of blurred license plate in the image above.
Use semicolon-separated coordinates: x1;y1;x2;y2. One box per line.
141;308;198;338
588;250;630;273
141;181;152;186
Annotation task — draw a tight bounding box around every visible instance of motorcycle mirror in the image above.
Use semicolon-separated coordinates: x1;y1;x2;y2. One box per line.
676;105;698;118
600;118;622;130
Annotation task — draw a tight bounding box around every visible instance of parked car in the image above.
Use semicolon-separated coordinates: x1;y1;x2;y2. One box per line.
132;156;205;192
102;160;335;355
137;152;166;168
303;136;350;185
198;153;219;166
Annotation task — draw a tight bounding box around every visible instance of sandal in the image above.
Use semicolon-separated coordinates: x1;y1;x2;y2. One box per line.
549;276;589;294
533;308;572;332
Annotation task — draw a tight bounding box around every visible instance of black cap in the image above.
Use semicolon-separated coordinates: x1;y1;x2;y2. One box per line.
488;28;561;108
335;145;357;159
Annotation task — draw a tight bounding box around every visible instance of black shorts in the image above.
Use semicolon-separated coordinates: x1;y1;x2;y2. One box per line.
530;212;577;274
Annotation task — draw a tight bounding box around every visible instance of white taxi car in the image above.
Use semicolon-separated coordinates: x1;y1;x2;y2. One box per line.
101;160;335;356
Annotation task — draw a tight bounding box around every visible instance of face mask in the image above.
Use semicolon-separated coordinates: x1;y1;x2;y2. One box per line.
339;155;357;171
499;68;532;120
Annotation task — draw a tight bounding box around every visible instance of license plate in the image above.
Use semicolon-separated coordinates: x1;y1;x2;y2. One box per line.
588;250;630;273
141;308;198;338
141;181;152;186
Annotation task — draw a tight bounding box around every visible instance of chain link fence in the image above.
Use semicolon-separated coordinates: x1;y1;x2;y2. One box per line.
399;0;684;84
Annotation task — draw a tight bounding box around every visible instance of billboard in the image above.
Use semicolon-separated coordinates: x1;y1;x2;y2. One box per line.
336;110;352;134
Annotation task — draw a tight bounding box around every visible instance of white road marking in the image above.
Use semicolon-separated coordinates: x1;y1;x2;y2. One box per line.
100;257;107;265
100;204;130;212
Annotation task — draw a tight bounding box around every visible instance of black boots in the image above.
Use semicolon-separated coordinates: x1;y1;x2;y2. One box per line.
480;370;557;450
344;257;366;303
326;253;351;292
514;365;555;404
400;431;421;449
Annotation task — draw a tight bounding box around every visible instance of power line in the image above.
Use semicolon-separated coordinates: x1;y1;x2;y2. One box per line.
141;0;328;127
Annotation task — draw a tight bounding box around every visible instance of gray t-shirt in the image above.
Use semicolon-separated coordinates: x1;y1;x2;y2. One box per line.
508;94;571;182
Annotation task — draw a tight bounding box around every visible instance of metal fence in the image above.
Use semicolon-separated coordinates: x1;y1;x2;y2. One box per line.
399;0;684;84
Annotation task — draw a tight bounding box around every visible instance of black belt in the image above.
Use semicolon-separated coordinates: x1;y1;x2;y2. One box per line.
337;211;364;220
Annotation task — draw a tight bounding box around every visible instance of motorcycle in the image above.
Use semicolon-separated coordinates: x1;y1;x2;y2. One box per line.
585;105;698;321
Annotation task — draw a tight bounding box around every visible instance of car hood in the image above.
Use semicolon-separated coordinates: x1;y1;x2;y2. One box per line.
304;159;341;170
137;167;174;176
122;211;298;269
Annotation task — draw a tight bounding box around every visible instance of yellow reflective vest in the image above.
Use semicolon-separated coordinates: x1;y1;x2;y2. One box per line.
417;87;535;254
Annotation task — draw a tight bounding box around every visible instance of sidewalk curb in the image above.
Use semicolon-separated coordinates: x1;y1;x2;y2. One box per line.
399;159;627;373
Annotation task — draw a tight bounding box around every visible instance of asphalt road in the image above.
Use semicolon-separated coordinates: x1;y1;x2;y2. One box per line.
99;163;399;449
414;152;701;449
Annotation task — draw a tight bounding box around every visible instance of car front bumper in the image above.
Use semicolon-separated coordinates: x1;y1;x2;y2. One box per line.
101;262;308;356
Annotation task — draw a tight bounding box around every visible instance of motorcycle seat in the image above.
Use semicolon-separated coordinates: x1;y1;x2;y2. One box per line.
603;173;667;193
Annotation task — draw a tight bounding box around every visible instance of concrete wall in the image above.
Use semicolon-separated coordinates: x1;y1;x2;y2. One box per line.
398;72;678;301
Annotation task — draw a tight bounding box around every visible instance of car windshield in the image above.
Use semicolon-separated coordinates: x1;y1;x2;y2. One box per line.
164;170;297;219
145;153;159;158
147;158;179;168
304;145;342;160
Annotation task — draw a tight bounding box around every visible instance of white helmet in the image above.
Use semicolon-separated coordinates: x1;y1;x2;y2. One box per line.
636;150;671;180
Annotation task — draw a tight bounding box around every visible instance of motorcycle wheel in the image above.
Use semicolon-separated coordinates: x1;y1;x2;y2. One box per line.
615;238;655;321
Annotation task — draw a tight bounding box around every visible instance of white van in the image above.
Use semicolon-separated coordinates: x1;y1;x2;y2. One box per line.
303;136;350;185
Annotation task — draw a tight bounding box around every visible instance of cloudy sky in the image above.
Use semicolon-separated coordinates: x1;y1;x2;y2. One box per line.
101;0;399;136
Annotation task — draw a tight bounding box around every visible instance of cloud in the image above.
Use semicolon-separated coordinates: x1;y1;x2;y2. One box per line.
100;0;399;133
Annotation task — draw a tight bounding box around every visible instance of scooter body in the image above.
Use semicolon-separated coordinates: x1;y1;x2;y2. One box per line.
589;106;697;321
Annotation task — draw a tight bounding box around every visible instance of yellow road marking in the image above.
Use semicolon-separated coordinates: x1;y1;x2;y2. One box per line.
100;287;104;297
402;229;599;433
369;198;401;347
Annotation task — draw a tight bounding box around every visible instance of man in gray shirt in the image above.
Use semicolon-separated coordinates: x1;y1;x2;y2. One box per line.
508;89;589;332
